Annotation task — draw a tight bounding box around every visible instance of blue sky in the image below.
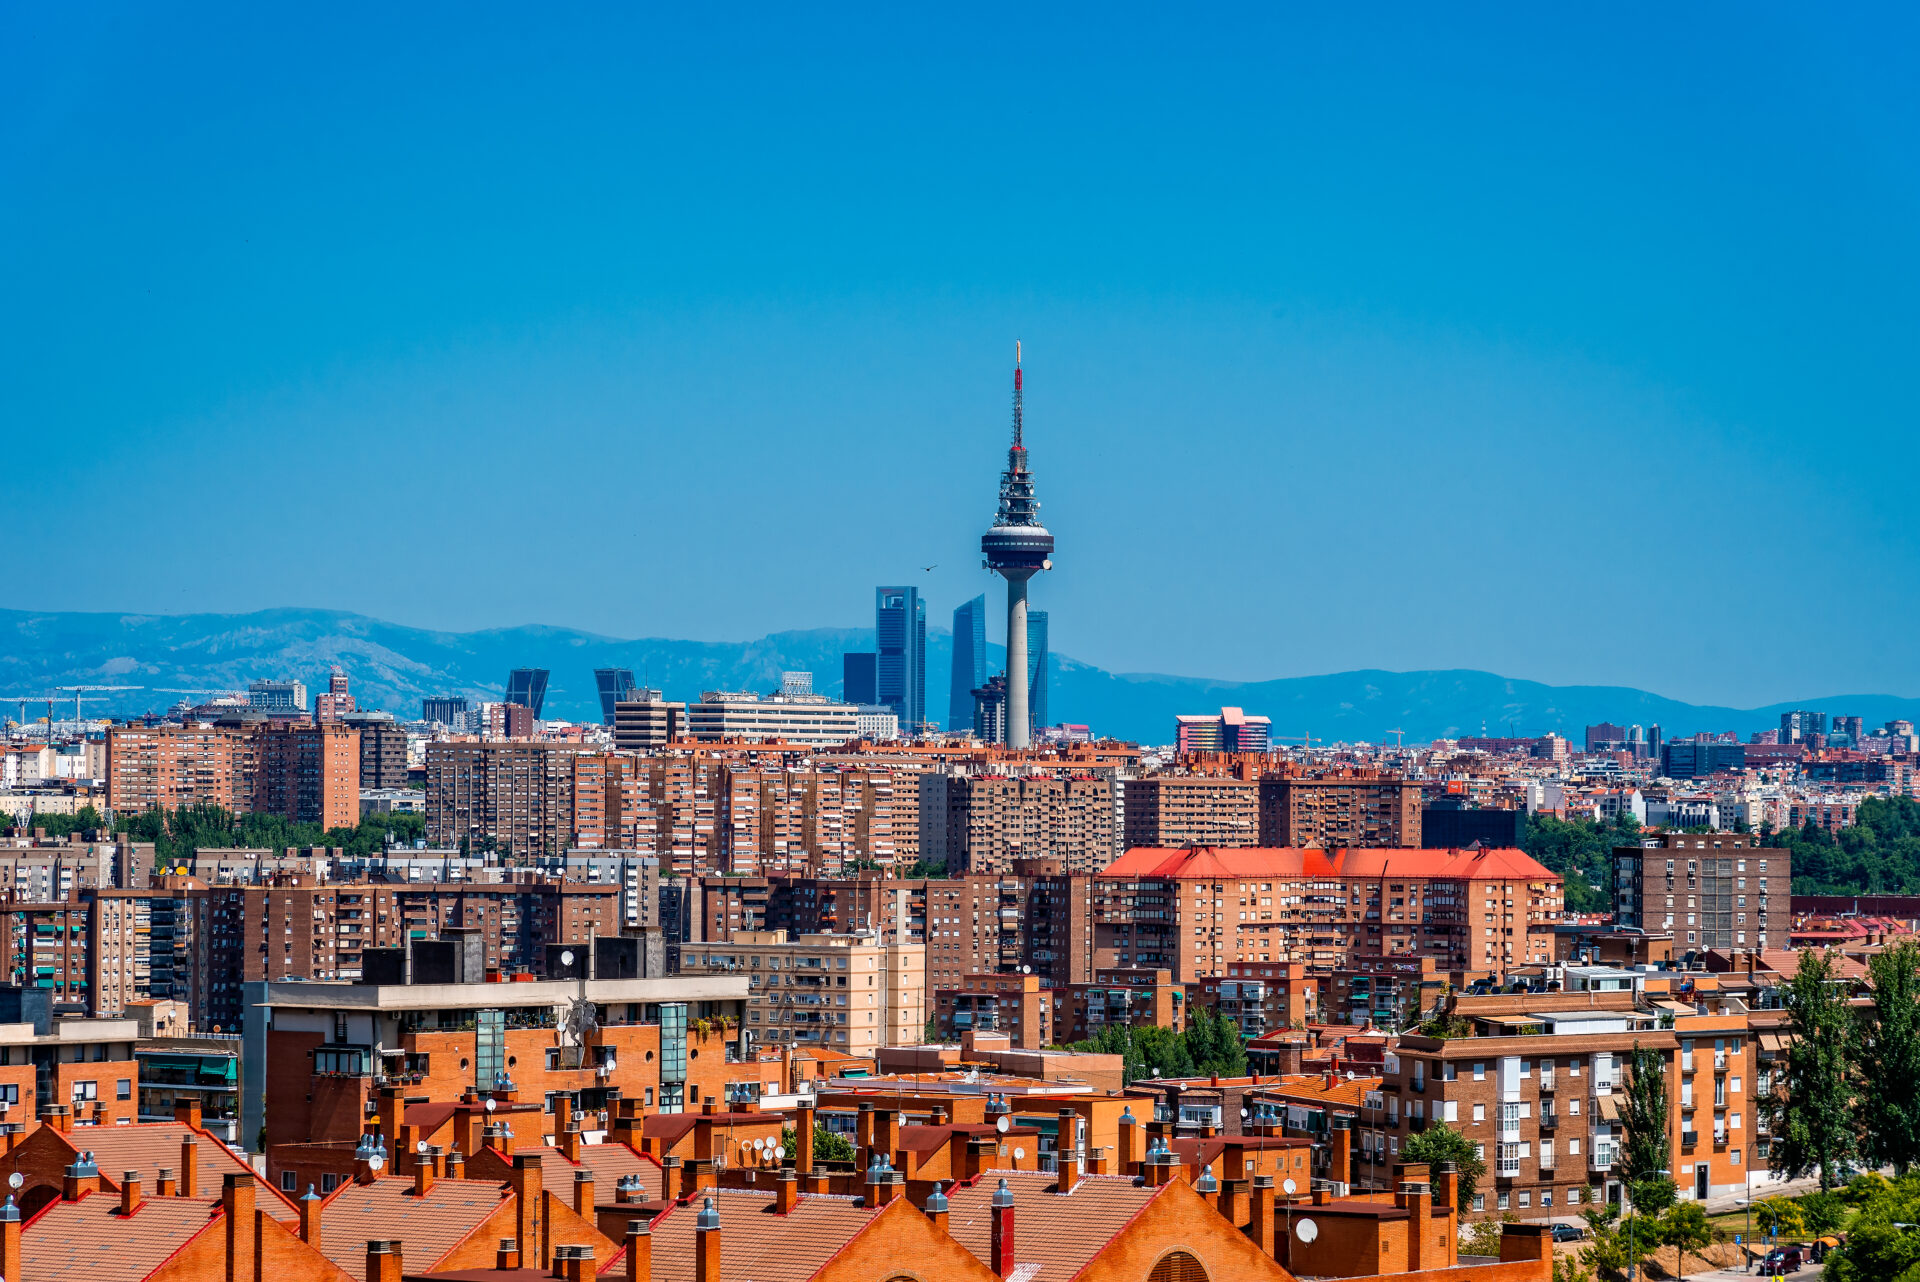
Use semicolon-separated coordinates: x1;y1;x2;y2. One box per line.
5;5;1918;708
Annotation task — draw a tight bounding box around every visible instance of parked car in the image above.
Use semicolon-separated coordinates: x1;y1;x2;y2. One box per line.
1762;1246;1804;1273
1550;1224;1586;1243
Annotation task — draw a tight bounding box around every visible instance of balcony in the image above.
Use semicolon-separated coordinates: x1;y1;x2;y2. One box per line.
1538;1113;1558;1131
1538;1073;1555;1093
1681;1131;1698;1148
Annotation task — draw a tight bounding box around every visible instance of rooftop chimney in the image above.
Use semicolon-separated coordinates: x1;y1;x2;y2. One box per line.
156;1166;177;1197
63;1150;99;1201
366;1240;402;1282
623;1223;650;1282
119;1170;142;1217
512;1152;546;1270
991;1178;1016;1279
496;1239;520;1272
0;1196;18;1282
924;1181;949;1234
774;1168;799;1215
573;1168;595;1218
300;1185;324;1245
224;1173;257;1282
695;1197;721;1282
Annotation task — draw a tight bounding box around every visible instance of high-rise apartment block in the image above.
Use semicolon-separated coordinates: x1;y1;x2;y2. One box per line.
313;667;356;722
505;668;550;718
255;723;360;829
612;689;686;750
1612;833;1787;953
1174;707;1270;753
424;741;589;854
107;724;257;816
1101;845;1562;975
680;928;925;1053
1584;723;1627;752
920;772;1114;874
1121;776;1259;849
875;587;927;732
344;711;408;790
1257;771;1422;848
949;595;987;732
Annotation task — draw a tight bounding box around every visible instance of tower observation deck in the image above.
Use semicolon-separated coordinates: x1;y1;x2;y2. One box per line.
980;343;1053;749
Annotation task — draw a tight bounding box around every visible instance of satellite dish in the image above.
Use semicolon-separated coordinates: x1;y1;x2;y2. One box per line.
560;950;575;967
774;1146;786;1161
1240;1108;1250;1119
485;1098;497;1113
7;1172;20;1189
1283;1178;1297;1195
416;1140;428;1154
996;1116;1010;1134
367;1153;385;1172
1296;1218;1319;1244
1013;1148;1025;1161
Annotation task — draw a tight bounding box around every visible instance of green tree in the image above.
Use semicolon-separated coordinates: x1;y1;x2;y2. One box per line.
1798;1191;1846;1236
1578;1202;1636;1282
1824;1173;1920;1282
1752;1198;1806;1240
1766;949;1859;1190
1401;1121;1483;1214
922;1016;940;1043
1859;941;1920;1176
1659;1203;1713;1282
1462;1215;1514;1256
1524;814;1641;913
1619;1041;1675;1214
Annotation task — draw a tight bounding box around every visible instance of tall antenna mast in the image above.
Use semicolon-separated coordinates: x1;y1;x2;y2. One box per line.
1012;340;1024;449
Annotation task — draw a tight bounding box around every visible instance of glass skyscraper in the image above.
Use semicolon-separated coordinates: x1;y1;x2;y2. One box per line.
1026;610;1048;735
505;668;549;718
949;594;987;732
593;668;637;726
875;586;926;732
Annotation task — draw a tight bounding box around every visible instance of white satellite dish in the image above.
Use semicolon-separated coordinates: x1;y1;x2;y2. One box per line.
1013;1148;1025;1161
1283;1178;1297;1195
1296;1218;1319;1244
774;1146;786;1161
7;1172;20;1190
995;1115;1010;1134
367;1153;386;1172
485;1098;497;1113
416;1140;428;1154
560;950;575;967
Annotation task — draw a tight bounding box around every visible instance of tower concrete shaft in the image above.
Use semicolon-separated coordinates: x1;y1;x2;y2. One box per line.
1004;572;1034;749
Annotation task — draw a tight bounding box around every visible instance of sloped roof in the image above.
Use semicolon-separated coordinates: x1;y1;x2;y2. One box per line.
1101;846;1555;881
944;1171;1160;1279
639;1188;873;1282
314;1175;511;1277
58;1123;296;1218
19;1192;224;1282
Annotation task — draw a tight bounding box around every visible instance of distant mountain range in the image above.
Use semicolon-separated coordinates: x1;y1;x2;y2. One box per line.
5;606;1917;745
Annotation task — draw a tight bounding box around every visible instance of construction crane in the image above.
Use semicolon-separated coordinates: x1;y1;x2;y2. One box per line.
54;685;141;723
0;694;58;730
149;687;247;701
1384;728;1407;748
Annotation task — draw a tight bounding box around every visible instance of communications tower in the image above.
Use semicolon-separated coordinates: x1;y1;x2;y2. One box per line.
979;343;1053;748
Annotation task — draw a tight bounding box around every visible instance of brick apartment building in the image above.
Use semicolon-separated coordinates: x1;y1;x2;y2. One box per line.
256;722;360;829
345;711;409;790
1258;772;1423;848
932;966;1186;1049
679;929;926;1054
425;740;591;855
107;722;357;828
1612;833;1788;954
1378;986;1765;1215
921;772;1114;873
1122;776;1259;849
1098;846;1562;978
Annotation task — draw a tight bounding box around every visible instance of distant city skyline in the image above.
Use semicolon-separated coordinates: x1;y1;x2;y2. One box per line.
9;9;1920;708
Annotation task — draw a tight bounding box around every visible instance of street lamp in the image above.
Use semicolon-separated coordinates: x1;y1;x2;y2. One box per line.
1737;1197;1752;1274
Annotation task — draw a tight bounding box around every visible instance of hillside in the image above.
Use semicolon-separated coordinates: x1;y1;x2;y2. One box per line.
4;607;1916;744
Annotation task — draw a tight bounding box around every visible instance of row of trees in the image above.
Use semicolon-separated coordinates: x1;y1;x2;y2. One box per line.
1765;797;1920;894
5;803;428;864
1063;1009;1249;1085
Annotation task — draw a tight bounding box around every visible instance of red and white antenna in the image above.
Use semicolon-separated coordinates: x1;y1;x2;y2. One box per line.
1011;340;1024;450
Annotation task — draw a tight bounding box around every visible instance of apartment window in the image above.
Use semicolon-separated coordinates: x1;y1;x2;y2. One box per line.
1472;1195;1486;1212
72;1081;96;1102
1473;1103;1485;1123
281;1170;297;1192
321;1173;338;1193
117;1079;131;1100
1474;1062;1486;1081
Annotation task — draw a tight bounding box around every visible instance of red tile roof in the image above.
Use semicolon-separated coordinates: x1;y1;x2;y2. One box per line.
637;1188;873;1282
944;1171;1160;1279
1102;846;1556;881
312;1176;511;1277
58;1123;297;1218
19;1192;226;1282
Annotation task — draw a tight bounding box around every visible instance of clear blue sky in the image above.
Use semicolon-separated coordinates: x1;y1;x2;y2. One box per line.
6;6;1918;708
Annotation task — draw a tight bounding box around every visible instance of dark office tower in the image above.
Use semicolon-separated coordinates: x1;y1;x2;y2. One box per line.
1649;724;1663;760
594;668;637;726
843;653;878;705
506;668;549;718
875;587;926;732
1780;709;1826;743
949;595;987;732
422;696;467;725
1026;610;1049;736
